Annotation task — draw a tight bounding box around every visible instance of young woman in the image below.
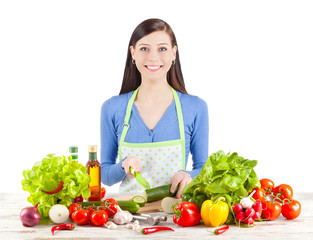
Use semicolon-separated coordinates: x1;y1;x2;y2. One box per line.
100;18;208;198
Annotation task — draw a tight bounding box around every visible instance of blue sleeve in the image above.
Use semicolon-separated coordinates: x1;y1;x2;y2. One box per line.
185;97;209;178
100;98;126;186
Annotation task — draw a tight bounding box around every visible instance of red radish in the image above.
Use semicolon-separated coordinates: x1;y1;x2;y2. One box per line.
245;207;255;218
236;211;246;222
252;200;262;213
233;203;243;213
245;217;254;225
20;203;41;227
252;211;261;220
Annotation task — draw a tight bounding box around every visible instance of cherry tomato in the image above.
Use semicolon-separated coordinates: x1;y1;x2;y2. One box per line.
101;198;118;217
262;201;282;221
90;210;108;226
273;184;293;201
101;187;106;199
72;209;90;225
252;187;266;202
282;199;301;219
68;203;81;219
86;205;97;215
260;178;275;190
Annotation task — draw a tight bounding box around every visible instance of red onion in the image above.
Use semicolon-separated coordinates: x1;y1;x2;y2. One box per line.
20;203;41;227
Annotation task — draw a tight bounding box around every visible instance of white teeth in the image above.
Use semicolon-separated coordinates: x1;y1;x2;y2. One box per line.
146;66;161;70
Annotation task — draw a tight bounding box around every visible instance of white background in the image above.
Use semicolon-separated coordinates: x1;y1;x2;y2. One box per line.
1;0;312;193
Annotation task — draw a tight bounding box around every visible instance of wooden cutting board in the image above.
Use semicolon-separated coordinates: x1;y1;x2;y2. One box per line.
115;195;182;213
115;195;163;213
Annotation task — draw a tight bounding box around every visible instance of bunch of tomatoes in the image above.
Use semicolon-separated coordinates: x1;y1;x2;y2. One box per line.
251;178;301;221
68;198;118;227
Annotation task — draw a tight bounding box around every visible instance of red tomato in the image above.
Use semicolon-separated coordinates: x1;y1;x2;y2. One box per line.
72;209;90;225
101;187;106;199
86;205;97;215
262;201;282;221
90;210;108;226
273;184;293;201
260;178;275;190
252;187;266;202
282;199;301;219
101;198;118;217
68;203;81;219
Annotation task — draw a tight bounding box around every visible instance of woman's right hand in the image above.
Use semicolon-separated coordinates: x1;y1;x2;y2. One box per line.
121;156;141;178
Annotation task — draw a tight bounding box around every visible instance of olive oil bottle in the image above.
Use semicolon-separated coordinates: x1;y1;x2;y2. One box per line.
86;145;101;201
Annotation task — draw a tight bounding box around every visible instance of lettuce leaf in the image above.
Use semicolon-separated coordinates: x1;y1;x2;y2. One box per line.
22;154;91;224
182;150;260;207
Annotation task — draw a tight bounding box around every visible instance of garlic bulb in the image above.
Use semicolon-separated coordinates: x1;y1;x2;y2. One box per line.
113;206;133;225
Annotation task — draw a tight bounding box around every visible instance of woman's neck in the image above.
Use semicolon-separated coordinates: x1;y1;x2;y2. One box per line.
136;80;173;103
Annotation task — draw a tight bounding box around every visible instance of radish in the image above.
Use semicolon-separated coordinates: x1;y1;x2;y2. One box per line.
245;217;254;225
252;211;261;220
252;200;262;213
240;190;256;209
236;211;246;222
232;203;243;213
245;207;255;218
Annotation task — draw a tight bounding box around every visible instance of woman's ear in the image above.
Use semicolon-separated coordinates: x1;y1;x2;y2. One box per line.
130;46;135;59
173;45;177;61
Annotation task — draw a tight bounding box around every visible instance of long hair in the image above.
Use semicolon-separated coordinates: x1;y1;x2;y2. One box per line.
119;18;187;95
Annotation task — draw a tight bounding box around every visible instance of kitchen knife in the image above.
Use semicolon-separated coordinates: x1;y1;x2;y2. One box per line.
130;167;151;189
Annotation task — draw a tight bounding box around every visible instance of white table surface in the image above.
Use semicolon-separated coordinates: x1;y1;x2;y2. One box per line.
1;192;312;239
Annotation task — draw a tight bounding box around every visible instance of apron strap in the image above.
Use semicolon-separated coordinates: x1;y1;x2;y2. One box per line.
120;88;139;143
171;87;185;142
120;87;185;144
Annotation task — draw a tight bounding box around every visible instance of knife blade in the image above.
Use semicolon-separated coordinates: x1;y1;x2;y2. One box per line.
130;167;151;189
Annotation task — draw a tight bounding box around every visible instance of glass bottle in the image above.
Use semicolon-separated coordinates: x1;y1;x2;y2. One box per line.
86;145;101;201
69;146;83;203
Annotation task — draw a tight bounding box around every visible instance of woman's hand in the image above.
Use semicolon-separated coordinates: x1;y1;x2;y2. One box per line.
121;156;141;178
170;171;192;198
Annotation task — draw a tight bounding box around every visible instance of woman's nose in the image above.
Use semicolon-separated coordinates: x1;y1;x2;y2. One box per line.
147;49;159;61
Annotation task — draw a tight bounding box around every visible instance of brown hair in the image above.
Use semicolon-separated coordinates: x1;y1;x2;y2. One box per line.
119;18;187;95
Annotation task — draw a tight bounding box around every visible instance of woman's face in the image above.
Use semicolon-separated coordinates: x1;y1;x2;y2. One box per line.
130;31;177;82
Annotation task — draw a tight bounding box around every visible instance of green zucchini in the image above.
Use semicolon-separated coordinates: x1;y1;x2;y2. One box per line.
144;184;178;203
132;195;146;207
78;200;140;213
117;200;140;213
78;201;102;207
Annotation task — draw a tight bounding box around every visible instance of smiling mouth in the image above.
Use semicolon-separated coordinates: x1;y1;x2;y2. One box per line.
145;65;163;72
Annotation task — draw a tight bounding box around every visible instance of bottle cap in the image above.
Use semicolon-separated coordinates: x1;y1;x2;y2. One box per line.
88;145;97;153
69;146;78;153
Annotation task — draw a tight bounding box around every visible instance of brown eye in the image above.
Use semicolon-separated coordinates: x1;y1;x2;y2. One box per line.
140;47;148;51
159;47;167;52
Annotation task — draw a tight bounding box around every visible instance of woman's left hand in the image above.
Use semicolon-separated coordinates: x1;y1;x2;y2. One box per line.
169;171;192;198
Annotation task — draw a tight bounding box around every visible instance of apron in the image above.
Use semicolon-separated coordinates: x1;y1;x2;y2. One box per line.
118;87;186;193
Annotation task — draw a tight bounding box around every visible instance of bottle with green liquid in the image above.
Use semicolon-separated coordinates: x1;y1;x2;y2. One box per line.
69;146;83;203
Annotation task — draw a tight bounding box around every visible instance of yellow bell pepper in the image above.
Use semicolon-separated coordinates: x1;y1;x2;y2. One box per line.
200;199;229;227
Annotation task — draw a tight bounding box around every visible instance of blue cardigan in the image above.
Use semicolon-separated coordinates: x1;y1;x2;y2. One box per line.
100;90;209;186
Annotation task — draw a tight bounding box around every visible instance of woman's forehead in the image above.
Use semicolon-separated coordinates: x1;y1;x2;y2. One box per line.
135;31;172;47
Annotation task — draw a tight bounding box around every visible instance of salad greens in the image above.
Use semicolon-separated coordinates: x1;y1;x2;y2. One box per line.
22;154;91;223
182;150;260;214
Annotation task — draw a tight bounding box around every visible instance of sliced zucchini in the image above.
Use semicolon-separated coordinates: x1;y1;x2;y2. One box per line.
132;196;146;207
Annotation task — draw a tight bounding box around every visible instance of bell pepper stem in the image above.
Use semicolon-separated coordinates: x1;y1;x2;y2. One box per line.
213;196;226;205
193;187;201;198
172;202;182;218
